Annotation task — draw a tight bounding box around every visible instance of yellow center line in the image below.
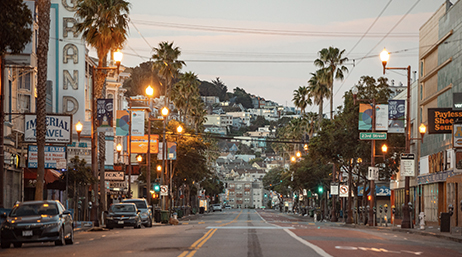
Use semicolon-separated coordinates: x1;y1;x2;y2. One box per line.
177;210;242;257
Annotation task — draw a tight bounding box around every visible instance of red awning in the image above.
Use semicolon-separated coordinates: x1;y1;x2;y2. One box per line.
24;168;62;184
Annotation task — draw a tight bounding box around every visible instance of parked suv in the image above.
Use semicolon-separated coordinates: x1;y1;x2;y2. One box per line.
105;203;141;229
122;198;152;227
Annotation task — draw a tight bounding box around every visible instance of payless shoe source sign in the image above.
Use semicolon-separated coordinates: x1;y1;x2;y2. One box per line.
428;108;462;134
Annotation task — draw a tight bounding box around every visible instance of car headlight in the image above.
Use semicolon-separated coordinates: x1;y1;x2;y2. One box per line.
106;216;113;220
2;223;15;230
129;216;137;219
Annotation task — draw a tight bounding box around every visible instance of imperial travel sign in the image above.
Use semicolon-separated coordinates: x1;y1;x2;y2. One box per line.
24;114;72;143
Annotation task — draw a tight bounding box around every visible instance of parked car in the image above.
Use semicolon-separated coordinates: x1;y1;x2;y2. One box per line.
105;203;141;229
224;205;231;209
121;198;152;227
212;204;223;212
0;200;74;248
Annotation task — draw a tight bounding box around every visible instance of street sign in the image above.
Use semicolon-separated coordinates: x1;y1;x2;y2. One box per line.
339;185;349;197
104;171;124;181
56;159;67;170
330;183;339;195
109;181;127;189
400;153;415;177
160;185;168;196
360;132;387;140
367;167;379;180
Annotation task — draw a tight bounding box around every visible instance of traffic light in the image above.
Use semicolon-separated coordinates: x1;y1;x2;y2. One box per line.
153;183;160;193
318;185;323;194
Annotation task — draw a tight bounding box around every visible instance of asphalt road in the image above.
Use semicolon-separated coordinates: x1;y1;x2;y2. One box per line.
1;209;461;257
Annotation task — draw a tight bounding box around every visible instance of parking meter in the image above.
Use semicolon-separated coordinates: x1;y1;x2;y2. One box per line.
367;205;370;212
408;202;413;212
392;205;395;214
354;207;357;213
373;206;376;214
449;204;454;216
88;201;92;209
379;205;383;214
384;204;388;214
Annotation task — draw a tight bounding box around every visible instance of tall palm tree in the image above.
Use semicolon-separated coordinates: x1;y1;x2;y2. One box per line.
308;68;330;127
292;86;311;115
75;0;130;98
314;47;348;120
35;0;51;200
75;0;130;218
172;72;200;123
152;42;185;103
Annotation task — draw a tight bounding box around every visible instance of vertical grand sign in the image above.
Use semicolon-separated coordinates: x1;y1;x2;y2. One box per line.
50;0;86;124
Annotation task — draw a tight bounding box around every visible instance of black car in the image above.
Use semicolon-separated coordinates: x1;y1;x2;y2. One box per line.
121;198;152;227
0;200;74;248
105;203;141;229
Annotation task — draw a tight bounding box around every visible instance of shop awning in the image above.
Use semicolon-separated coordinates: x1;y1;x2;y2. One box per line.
24;168;62;184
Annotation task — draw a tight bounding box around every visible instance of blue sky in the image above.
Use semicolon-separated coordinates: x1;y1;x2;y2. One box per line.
112;0;445;112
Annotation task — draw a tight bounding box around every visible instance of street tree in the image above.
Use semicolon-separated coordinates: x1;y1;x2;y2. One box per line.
314;46;349;119
292;86;311;114
308;68;330;127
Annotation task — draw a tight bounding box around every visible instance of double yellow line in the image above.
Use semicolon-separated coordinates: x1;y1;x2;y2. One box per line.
178;211;242;257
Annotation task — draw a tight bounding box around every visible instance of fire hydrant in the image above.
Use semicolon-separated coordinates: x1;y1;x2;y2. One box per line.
419;212;425;230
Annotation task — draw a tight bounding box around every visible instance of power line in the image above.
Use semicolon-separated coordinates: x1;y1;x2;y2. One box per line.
313;0;422;115
131;19;419;38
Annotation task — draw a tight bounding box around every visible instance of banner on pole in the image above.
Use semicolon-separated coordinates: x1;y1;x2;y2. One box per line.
131;111;145;136
96;99;113;132
116;110;129;136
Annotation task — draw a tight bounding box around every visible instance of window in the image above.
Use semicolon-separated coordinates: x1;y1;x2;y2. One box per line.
18;72;31;91
420;84;423;100
18;94;31;112
423;184;438;222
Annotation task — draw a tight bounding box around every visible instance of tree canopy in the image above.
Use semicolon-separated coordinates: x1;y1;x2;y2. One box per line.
0;0;32;56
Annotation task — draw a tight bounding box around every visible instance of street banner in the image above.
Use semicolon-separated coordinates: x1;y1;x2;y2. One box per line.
131;111;145;136
130;135;159;154
375;104;388;131
388;99;405;133
428;108;462;134
27;145;66;168
24;114;72;143
358;104;372;130
96;99;113;132
158;142;177;160
116;110;130;136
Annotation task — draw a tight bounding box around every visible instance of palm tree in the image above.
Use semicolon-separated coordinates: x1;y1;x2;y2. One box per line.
172;72;200;123
314;47;348;120
308;68;330;127
151;42;185;103
301;112;318;139
75;0;130;219
35;0;51;200
292;86;311;115
75;0;130;98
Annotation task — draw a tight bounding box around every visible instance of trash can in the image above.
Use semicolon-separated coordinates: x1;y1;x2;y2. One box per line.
440;212;451;232
177;209;184;218
154;209;161;223
199;207;205;214
161;210;169;224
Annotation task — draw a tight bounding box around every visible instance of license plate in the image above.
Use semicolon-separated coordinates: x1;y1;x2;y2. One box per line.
22;230;33;237
118;221;124;224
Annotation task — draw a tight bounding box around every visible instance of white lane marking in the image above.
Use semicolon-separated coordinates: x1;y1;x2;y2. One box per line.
284;228;333;257
258;211;332;257
335;246;422;255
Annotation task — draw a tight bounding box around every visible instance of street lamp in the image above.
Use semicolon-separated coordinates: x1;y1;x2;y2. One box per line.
136;154;143;162
296;151;301;158
291;156;296;163
380;47;413;229
88;49;123;225
145;85;154;203
161;106;169;211
75;121;83;141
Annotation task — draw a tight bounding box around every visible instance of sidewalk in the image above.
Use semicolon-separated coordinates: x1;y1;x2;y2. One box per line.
279;211;462;243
